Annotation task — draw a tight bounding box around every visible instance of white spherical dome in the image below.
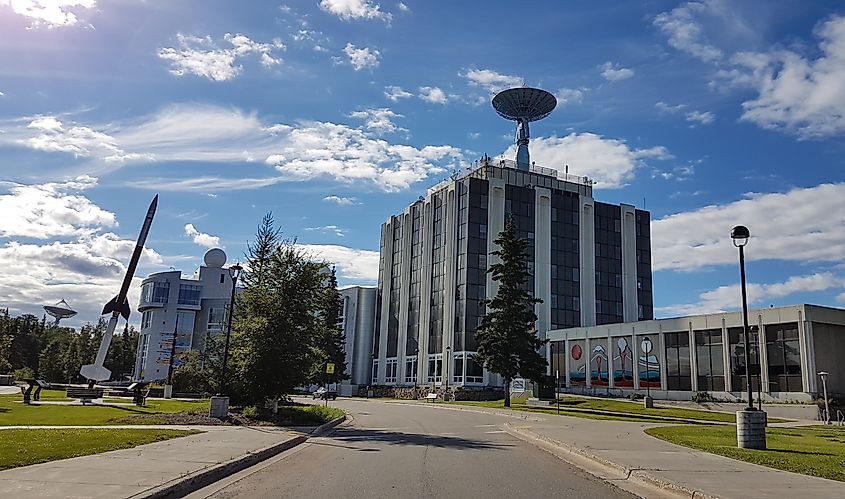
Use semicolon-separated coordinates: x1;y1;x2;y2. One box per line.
203;248;227;268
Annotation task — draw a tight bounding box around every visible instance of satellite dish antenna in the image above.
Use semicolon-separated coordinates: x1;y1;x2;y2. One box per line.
492;87;556;170
44;298;77;326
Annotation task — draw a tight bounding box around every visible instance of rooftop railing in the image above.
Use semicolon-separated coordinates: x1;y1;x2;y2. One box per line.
428;156;593;193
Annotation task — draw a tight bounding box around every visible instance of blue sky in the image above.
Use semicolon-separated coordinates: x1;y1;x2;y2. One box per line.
2;0;845;327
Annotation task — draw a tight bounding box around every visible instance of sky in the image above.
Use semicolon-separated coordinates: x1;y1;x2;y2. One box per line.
1;0;845;328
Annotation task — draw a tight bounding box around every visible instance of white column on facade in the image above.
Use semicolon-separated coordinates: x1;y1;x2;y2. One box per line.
377;220;394;384
631;330;639;389
620;204;638;322
395;210;413;384
585;336;592;388
804;318;817;393
721;317;732;393
607;331;615;388
486;179;506;299
796;308;813;393
441;186;458;382
417;200;434;384
535;187;552;373
757;314;769;393
688;322;699;392
659;325;668;392
579;196;596;326
564;337;571;388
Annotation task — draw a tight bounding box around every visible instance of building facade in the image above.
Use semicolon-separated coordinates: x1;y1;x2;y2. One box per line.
133;248;237;381
373;156;653;389
339;286;378;393
547;304;845;401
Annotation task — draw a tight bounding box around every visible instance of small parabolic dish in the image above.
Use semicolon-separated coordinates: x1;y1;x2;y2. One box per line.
44;299;77;322
492;87;557;123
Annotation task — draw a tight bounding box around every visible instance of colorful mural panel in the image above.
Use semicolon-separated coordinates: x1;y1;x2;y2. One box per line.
637;335;661;389
589;338;609;386
569;340;586;385
612;336;634;387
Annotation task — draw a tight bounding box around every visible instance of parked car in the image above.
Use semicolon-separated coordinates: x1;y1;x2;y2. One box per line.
312;387;338;400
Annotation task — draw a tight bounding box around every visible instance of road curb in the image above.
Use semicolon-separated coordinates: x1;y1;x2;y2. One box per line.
137;415;347;499
502;422;720;499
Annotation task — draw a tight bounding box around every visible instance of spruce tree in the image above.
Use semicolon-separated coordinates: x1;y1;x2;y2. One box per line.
310;267;348;387
474;215;547;407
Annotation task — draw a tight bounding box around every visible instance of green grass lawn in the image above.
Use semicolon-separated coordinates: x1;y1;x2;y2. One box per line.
450;396;787;424
646;425;845;482
0;393;210;426
0;428;200;470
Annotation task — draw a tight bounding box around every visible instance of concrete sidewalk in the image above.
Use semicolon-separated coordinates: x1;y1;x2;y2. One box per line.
0;425;309;498
503;416;844;499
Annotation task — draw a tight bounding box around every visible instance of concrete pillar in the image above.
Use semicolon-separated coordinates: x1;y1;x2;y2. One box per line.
797;309;813;393
631;330;639;389
565;337;571;388
579;196;596;327
620;204;638;322
607;332;615;389
535;187;552;371
804;319;817;393
417;200;433;384
377;220;394;384
585;336;592;388
689;322;699;392
396;210;413;384
757;314;769;393
441;186;458;382
487;179;506;299
658;326;668;392
722;318;732;393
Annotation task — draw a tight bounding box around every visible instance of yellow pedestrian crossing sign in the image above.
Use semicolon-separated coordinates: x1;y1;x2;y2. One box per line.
326;363;335;374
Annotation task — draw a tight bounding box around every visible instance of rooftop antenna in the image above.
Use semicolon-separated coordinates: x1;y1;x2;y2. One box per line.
43;299;77;326
492;87;557;171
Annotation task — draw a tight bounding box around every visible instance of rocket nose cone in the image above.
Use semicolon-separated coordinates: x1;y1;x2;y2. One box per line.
149;194;158;211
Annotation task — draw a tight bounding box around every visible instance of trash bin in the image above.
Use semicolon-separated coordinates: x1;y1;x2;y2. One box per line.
532;375;555;400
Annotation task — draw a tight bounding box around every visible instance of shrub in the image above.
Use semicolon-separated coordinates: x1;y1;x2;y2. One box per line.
12;367;34;382
691;391;714;403
242;405;261;418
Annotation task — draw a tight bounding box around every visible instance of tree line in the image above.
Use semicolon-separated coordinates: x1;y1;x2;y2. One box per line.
0;311;138;383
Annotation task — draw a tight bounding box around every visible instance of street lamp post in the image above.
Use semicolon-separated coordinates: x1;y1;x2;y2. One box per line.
209;261;242;419
445;346;451;401
732;226;766;449
819;371;830;424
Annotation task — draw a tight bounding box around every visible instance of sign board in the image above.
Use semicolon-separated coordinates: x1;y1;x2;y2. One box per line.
326;363;335;374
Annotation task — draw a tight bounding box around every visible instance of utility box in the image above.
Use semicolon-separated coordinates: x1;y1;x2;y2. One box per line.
532;375;556;400
210;396;229;419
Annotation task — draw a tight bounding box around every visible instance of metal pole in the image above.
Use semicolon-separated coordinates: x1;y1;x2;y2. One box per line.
821;375;830;424
219;273;238;396
739;245;754;410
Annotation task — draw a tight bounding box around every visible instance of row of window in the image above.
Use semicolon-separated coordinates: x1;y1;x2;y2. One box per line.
141;281;204;306
372;353;485;385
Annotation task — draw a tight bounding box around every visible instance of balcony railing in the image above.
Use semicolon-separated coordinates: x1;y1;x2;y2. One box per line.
428;155;593;194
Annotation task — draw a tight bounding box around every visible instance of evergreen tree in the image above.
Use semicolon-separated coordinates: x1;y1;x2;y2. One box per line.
310;267;348;387
39;337;66;382
0;309;12;374
474;215;547;407
229;214;328;404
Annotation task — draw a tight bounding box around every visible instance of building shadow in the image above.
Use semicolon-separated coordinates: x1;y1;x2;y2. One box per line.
327;427;511;450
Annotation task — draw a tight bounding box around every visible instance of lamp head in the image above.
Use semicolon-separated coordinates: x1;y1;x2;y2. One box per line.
731;225;750;247
228;262;243;280
818;371;829;378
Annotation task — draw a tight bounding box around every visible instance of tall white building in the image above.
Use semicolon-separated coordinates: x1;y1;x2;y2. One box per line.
133;248;238;381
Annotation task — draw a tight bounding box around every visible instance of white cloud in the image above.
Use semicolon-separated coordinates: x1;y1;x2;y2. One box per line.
298;244;379;282
384;85;412;101
305;225;347;237
653;182;845;272
655;101;715;126
323;195;358;205
717;15;845;138
600;62;635;82
653;1;723;62
348;108;406;134
319;0;391;22
0;176;115;239
0;0;96;28
502;133;671;189
418;86;448;105
658;273;842;316
461;69;524;95
0;104;466;192
0;178;165;325
158;33;284;82
397;2;409;12
343;43;380;70
183;224;221;248
555;88;584;105
685;110;715;125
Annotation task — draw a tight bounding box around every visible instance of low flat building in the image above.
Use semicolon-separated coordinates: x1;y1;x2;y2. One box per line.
547;304;845;401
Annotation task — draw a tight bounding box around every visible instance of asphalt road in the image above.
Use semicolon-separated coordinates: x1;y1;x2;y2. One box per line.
191;399;635;499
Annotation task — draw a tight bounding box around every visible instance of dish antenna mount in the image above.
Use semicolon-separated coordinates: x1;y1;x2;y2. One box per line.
492;87;557;170
44;299;77;326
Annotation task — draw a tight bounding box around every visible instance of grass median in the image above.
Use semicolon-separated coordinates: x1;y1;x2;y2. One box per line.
449;396;765;423
646;424;845;482
0;391;209;426
0;428;200;470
